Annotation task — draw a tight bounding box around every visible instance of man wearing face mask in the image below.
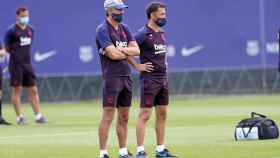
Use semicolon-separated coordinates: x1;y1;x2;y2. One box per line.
127;2;177;158
4;7;47;125
95;0;140;158
0;41;11;125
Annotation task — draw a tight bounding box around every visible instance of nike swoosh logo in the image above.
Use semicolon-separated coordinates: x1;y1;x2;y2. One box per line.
181;45;204;57
34;50;57;62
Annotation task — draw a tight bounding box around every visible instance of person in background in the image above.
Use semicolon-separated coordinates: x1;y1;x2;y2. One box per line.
4;7;47;125
0;41;11;125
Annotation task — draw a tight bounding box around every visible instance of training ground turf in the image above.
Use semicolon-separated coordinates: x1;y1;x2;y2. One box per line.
0;95;280;158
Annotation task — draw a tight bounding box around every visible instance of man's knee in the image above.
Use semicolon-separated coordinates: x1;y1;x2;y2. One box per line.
11;87;22;99
119;113;129;124
118;109;129;125
101;108;115;123
28;87;38;96
139;108;152;122
156;107;167;121
12;86;21;93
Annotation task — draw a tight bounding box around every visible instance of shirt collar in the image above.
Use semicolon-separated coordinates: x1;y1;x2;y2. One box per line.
106;20;120;31
145;24;165;34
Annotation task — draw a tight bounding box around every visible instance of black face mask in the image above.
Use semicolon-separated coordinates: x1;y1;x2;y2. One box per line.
155;18;167;27
112;13;123;23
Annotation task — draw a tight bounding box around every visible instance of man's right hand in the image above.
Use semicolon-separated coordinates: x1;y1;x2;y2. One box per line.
0;49;7;57
136;62;154;72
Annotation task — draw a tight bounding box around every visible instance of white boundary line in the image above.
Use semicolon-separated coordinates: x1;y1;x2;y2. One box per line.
0;127;190;140
0;131;93;140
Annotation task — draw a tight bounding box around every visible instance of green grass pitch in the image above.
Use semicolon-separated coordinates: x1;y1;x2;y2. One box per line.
0;95;280;158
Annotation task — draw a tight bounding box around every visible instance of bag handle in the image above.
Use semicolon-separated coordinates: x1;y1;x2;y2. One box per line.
251;112;267;118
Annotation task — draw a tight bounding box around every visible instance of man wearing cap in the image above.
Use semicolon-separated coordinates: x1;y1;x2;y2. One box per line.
128;2;177;158
95;0;140;158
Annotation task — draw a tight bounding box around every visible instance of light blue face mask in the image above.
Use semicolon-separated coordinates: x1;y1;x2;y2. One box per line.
19;16;30;26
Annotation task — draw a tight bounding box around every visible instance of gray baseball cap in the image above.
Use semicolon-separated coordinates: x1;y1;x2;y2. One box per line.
104;0;128;10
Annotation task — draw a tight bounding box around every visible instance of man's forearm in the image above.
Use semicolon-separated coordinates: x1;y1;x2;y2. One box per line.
121;47;140;56
111;51;127;60
104;45;127;60
119;41;140;56
127;56;138;69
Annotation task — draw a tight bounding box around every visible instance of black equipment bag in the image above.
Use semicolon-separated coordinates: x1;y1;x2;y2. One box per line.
235;112;279;140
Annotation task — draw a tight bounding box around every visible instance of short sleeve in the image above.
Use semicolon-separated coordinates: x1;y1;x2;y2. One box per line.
4;28;14;47
122;24;136;42
30;26;35;44
96;26;113;49
134;29;146;46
